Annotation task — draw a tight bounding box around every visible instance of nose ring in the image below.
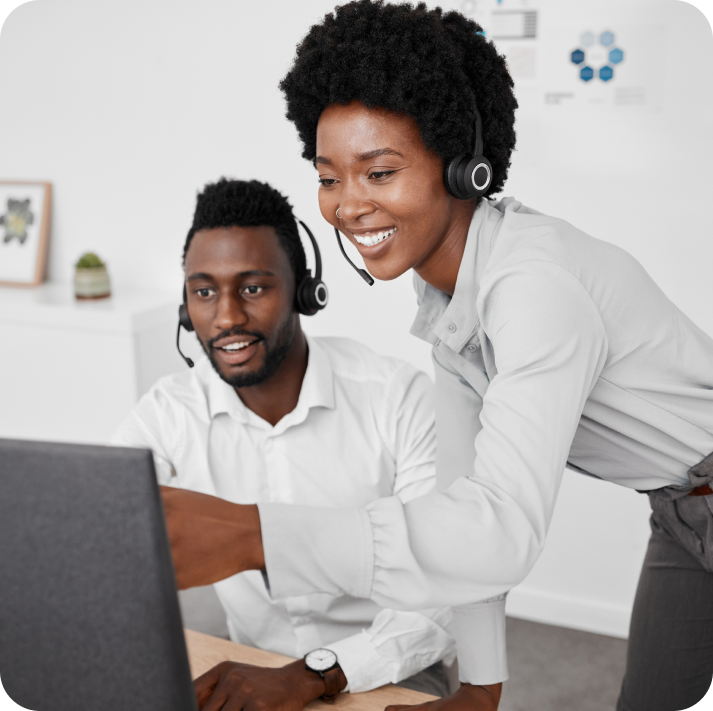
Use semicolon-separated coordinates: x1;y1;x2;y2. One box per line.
336;208;342;219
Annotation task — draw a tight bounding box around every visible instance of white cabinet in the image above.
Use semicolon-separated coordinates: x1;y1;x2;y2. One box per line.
0;284;189;444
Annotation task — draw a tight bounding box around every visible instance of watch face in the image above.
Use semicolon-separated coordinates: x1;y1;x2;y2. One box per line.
305;648;337;672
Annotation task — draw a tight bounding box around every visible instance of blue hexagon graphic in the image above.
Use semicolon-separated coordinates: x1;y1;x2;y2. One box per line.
571;49;585;65
609;47;624;64
580;65;594;82
599;65;614;82
581;32;595;47
600;31;615;47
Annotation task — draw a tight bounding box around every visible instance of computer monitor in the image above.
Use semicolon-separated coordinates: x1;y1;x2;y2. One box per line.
0;438;198;711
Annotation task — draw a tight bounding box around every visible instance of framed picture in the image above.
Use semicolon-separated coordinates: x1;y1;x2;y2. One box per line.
0;181;52;287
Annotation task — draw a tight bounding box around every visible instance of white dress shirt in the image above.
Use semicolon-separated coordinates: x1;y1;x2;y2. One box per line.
257;197;713;685
111;335;455;692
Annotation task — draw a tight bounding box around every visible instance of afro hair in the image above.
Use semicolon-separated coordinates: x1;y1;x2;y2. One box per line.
183;178;307;287
280;0;517;197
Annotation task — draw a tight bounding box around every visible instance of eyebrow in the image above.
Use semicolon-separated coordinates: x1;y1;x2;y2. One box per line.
186;270;276;281
315;147;404;166
357;148;404;161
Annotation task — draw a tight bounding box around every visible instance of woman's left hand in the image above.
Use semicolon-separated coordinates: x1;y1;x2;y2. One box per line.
160;485;264;589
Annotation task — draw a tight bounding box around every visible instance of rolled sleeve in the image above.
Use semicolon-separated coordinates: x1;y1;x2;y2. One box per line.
452;597;508;685
258;502;374;600
328;630;385;692
329;607;455;693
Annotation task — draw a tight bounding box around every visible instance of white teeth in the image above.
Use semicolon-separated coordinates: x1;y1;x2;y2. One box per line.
222;341;252;351
354;227;396;247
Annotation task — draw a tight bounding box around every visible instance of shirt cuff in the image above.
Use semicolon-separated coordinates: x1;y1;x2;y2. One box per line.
257;502;374;600
452;598;508;685
327;632;388;693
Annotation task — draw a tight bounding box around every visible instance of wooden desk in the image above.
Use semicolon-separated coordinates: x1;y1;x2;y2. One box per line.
185;629;436;711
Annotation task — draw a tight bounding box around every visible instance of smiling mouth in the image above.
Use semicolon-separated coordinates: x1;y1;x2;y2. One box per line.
352;227;397;248
219;340;259;352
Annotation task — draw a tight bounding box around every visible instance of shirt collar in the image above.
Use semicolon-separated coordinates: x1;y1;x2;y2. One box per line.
410;199;504;351
204;333;335;429
286;334;336;427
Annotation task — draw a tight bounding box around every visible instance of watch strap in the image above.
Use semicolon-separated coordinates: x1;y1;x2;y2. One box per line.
321;666;342;704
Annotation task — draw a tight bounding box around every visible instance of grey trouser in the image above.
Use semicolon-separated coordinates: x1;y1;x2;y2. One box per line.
617;454;713;711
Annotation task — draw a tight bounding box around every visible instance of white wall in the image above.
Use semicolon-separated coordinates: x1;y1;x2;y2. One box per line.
0;0;711;638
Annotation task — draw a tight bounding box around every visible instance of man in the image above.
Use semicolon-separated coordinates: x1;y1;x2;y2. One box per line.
111;178;455;709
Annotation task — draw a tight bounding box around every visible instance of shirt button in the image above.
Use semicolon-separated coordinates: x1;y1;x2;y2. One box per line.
467;344;476;352
448;323;457;333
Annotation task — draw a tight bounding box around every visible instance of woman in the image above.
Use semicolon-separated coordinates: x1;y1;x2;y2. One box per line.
260;1;713;710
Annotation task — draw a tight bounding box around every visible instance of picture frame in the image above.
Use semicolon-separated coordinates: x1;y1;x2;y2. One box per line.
0;181;52;287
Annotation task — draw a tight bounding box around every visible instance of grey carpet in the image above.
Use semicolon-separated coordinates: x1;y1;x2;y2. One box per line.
501;617;628;711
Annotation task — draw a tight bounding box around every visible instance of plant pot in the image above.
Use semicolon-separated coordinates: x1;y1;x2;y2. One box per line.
74;266;111;300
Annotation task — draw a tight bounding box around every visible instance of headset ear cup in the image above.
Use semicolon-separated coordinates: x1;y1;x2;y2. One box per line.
296;278;329;316
465;155;493;198
443;154;472;200
178;304;194;332
295;279;311;316
313;280;329;310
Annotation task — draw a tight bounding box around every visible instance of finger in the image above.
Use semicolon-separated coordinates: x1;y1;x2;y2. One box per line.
194;665;222;706
197;665;241;711
222;695;250;711
200;686;229;711
206;688;251;711
201;671;250;711
195;679;218;705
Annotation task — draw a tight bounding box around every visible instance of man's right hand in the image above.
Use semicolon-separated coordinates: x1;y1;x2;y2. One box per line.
194;659;347;711
160;486;264;589
386;683;502;711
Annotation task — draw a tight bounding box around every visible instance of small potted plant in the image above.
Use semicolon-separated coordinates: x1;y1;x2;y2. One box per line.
74;252;111;300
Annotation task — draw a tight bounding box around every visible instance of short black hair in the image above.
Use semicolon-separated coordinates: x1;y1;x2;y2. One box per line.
280;0;517;197
183;178;307;286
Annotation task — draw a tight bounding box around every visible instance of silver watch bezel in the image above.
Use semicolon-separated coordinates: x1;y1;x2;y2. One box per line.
305;648;338;673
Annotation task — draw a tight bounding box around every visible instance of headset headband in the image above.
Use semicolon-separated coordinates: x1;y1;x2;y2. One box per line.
298;220;322;282
473;103;484;157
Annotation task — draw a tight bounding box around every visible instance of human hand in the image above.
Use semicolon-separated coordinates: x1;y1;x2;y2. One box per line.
194;659;346;711
160;486;264;589
385;683;502;711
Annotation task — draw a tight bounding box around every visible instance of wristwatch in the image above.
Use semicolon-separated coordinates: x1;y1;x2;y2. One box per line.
304;648;342;703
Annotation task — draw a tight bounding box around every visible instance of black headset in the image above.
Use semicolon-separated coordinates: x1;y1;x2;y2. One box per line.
176;219;328;368
294;220;329;315
443;103;493;200
334;228;375;286
334;102;492;284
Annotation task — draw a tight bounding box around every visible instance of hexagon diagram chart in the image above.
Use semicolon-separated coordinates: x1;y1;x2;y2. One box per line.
570;30;624;83
571;49;585;65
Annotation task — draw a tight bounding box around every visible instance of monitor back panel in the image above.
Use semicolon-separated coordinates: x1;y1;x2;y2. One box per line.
0;439;197;711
